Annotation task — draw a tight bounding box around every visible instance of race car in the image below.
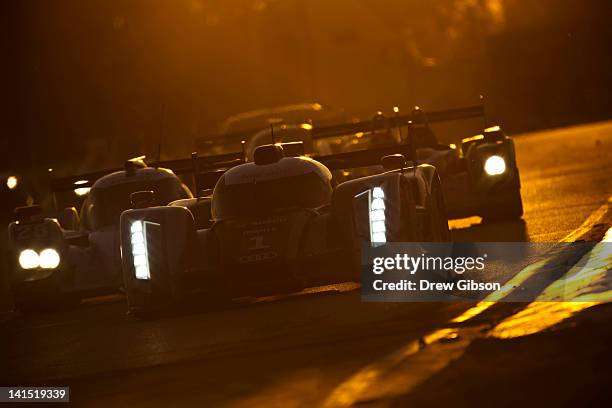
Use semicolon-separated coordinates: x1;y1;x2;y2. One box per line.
197;102;346;155
120;137;450;317
6;153;243;312
218;102;333;134
310;104;523;221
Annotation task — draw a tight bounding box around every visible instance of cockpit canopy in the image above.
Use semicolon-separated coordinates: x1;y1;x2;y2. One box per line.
80;167;192;230
211;147;332;220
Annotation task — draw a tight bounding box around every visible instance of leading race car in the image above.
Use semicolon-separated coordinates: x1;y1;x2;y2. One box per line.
6;154;242;312
120;135;450;317
310;104;523;221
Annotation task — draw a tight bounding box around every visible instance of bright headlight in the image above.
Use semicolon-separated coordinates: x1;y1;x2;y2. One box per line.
39;248;61;269
131;221;150;279
369;187;387;244
484;155;506;176
18;249;39;270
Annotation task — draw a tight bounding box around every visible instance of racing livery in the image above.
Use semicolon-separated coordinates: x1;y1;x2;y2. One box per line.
120;139;449;317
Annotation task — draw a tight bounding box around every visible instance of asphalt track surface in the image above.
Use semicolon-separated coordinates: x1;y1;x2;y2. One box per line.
1;121;611;407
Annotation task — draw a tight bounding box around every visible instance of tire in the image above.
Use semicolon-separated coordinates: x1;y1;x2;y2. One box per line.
346;255;362;284
425;177;451;242
399;182;419;242
427;178;456;281
481;187;523;222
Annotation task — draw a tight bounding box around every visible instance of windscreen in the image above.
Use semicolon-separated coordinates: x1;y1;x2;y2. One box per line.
212;172;332;220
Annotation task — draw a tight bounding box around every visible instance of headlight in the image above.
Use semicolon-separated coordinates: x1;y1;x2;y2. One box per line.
131;221;150;279
484;155;506;176
18;249;40;269
39;248;61;269
369;187;387;243
18;248;61;270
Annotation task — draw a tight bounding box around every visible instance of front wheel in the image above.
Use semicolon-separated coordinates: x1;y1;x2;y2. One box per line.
428;178;457;282
481;188;523;222
426;177;451;242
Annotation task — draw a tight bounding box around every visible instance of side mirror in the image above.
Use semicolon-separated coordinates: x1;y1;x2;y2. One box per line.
381;154;407;171
130;190;155;209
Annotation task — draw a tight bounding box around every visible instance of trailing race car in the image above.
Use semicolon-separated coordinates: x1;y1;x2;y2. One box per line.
6;154;243;312
310;104;523;221
218;102;334;134
120;135;450;317
197;102;346;155
447;124;523;220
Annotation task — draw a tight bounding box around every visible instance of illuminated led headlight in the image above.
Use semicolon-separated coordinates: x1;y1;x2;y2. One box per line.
130;221;150;279
39;248;61;269
484;155;506;176
18;249;39;270
369;187;386;243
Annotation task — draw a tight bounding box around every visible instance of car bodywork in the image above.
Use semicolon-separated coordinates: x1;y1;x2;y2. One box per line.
6;154;243;311
309;104;523;220
439;125;522;220
120;121;450;317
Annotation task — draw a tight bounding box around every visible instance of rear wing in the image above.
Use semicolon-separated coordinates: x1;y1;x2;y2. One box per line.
48;151;245;196
195;103;484;151
311;104;484;140
314;144;416;171
311;103;484;170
